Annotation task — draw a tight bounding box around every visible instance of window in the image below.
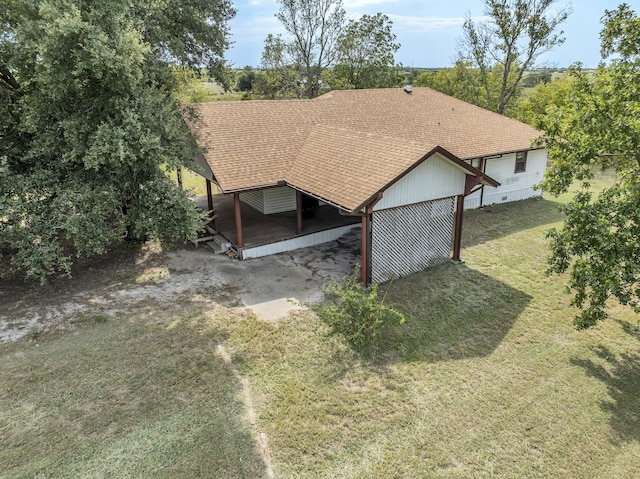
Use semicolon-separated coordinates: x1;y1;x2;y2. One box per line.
515;151;527;173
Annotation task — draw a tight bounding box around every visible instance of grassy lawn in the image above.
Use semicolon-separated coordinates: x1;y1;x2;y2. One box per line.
2;174;640;478
165;167;212;197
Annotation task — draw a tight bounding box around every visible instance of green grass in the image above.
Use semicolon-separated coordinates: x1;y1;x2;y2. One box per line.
0;307;267;478
165;167;212;197
2;173;639;478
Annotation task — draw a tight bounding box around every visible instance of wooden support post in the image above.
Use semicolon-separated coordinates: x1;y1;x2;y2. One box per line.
296;190;303;234
176;168;183;188
234;193;244;248
206;179;214;212
452;194;464;262
361;214;368;286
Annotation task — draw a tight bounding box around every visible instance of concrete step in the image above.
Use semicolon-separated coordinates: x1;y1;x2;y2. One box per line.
206;241;224;254
212;234;232;253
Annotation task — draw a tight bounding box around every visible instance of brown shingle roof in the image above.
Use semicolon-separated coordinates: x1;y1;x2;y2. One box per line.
187;87;541;211
287;125;439;212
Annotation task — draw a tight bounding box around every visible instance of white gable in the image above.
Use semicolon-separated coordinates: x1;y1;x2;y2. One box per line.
373;153;467;211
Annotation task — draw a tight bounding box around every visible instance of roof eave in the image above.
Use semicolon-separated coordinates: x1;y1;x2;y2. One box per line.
462;145;546;161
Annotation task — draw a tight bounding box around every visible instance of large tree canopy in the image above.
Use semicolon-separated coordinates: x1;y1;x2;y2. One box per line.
273;0;345;99
0;0;235;281
459;0;571;114
537;4;640;328
258;5;402;98
414;61;485;106
327;13;402;90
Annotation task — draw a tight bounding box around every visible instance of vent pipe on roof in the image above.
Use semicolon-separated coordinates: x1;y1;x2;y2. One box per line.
404;85;412;94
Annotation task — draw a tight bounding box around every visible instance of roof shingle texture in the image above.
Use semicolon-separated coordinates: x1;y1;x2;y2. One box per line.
188;87;541;211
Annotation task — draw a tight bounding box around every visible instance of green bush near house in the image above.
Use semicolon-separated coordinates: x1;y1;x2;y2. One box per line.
311;267;406;355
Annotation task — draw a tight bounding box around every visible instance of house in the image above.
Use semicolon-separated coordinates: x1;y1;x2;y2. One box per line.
186;87;544;284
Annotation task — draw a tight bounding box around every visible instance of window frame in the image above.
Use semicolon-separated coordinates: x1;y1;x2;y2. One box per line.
514;151;527;173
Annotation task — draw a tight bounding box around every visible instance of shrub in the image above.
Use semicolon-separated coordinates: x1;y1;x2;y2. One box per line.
311;267;406;355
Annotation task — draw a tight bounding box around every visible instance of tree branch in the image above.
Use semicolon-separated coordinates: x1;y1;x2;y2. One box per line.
0;64;23;97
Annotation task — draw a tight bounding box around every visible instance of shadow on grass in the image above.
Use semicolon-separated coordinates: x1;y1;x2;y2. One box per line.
0;240;149;311
374;262;532;364
0;311;267;478
570;323;640;444
463;197;564;248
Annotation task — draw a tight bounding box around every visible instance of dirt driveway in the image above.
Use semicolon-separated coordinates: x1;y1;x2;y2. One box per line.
0;239;360;344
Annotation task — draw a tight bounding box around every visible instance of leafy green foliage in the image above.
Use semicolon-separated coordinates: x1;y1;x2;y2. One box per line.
260;2;402;97
311;268;406;355
255;34;304;99
326;13;403;90
537;4;640;328
522;70;552;88
459;0;571;114
0;0;235;281
512;75;573;124
414;61;486;105
236;66;256;92
271;0;346;99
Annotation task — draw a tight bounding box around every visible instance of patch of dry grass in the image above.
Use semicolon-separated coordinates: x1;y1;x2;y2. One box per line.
2;168;639;478
0;307;267;478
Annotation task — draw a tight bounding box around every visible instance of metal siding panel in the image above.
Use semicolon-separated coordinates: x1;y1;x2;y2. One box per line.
464;195;481;209
241;224;358;259
463;189;482;209
240;190;266;213
263;186;297;214
483;187;542;206
371;197;456;283
484;150;546;195
374;155;466;211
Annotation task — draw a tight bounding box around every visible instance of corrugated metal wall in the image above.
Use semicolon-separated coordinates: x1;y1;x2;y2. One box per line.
371;197;456;283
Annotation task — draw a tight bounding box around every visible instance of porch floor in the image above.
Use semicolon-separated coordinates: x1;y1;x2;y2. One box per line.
194;194;361;249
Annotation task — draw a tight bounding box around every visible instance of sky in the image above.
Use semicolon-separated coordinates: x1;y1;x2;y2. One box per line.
225;0;639;69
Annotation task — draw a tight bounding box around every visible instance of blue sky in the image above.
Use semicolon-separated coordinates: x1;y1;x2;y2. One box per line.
226;0;638;69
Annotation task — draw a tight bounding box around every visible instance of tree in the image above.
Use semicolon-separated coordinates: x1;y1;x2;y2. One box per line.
459;0;571;114
237;66;256;92
255;34;304;99
537;4;640;328
272;0;345;98
521;70;553;88
327;13;402;90
0;0;235;281
512;75;572;125
414;61;486;106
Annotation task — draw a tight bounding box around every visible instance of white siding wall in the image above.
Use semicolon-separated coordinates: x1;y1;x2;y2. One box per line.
464;149;547;209
240;190;265;213
240;187;297;214
263;187;297;214
373;154;467;211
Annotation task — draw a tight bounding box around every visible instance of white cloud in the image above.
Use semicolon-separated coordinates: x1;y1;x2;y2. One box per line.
386;14;467;32
231;14;284;37
344;0;399;8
